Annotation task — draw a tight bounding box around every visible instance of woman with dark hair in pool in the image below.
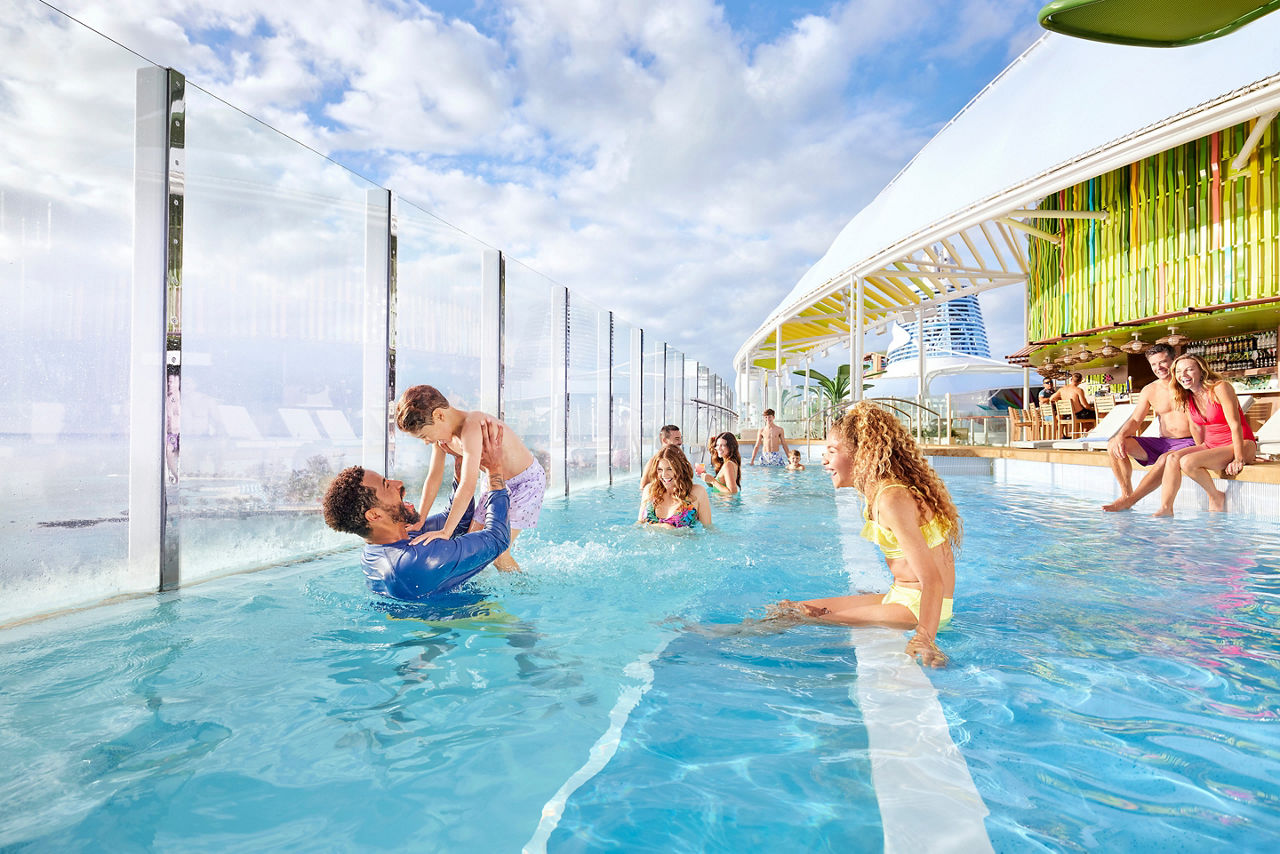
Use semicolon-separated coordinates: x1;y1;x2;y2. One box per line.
639;445;711;528
699;432;741;494
775;401;961;667
1153;353;1257;517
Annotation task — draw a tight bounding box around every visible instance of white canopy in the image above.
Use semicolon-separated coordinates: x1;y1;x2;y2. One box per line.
736;18;1280;380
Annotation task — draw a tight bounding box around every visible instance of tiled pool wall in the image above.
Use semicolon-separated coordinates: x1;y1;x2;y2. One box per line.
928;456;1280;523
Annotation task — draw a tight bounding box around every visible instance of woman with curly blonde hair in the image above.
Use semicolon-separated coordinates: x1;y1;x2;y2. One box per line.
639;445;712;528
776;401;962;666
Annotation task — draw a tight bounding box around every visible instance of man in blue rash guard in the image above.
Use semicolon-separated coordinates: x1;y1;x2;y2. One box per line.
322;420;511;602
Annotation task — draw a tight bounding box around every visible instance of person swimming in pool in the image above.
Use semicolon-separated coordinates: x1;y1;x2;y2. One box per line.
773;401;961;667
639;445;712;528
321;420;511;602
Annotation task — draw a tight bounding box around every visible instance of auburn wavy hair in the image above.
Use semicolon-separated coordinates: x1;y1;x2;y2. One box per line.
642;445;696;509
1168;354;1225;411
831;401;962;549
395;385;450;436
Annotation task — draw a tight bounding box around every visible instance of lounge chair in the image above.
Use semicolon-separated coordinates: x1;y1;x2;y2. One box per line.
1051;403;1136;450
1254;406;1280;456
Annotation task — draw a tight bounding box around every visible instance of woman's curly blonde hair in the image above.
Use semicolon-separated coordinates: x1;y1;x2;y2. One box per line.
832;401;962;548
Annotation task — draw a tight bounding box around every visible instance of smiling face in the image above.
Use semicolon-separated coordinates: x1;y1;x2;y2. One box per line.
1174;356;1204;391
655;458;677;491
360;470;420;525
664;430;682;447
715;437;731;458
821;428;855;488
1147;349;1174;381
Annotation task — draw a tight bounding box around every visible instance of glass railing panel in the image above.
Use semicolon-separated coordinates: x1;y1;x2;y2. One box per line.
176;84;380;581
568;293;609;491
391;200;487;510
611;318;637;478
642;339;664;461
0;5;153;622
503;259;556;487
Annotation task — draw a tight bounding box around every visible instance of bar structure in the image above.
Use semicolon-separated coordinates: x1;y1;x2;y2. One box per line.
735;20;1280;430
0;1;735;626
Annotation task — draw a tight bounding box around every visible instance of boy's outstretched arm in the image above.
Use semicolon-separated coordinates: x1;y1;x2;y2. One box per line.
417;443;448;516
432;415;484;541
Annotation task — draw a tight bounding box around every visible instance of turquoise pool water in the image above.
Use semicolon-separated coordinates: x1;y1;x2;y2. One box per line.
1;467;1278;851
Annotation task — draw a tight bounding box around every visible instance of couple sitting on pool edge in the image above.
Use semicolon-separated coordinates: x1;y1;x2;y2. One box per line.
1101;347;1257;516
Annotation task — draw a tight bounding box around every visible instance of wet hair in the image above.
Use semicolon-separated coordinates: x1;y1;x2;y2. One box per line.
1169;353;1225;411
323;466;376;537
763;409;775;417
659;424;681;442
830;402;962;549
642;445;696;508
713;432;742;487
1146;342;1176;361
395;385;450;436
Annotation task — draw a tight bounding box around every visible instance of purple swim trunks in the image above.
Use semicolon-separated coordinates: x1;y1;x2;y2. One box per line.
477;458;546;530
1133;435;1195;465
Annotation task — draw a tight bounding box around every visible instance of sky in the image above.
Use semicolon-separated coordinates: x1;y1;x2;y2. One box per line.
54;0;1048;383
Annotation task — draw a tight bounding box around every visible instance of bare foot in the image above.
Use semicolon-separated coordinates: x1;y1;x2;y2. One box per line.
494;551;521;572
1207;489;1227;513
1152;507;1174;518
769;600;829;620
1102;497;1134;512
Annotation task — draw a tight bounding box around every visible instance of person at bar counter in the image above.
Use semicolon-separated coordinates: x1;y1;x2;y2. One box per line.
1048;372;1094;432
1101;343;1195;512
1153;354;1257;517
321;421;511;601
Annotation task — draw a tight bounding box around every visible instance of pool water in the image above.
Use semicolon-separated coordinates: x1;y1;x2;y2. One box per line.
1;467;1278;851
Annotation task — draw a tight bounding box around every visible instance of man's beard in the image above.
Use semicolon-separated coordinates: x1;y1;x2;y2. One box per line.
383;499;420;526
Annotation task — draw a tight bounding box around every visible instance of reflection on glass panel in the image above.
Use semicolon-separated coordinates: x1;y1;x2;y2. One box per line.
611;318;635;478
665;348;682;431
568;294;608;491
504;259;556;483
178;84;378;581
683;360;699;451
392;200;486;510
642;338;664;461
0;5;148;622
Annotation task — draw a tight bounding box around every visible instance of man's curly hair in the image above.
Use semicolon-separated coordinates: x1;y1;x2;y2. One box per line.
323;466;377;537
395;385;450;437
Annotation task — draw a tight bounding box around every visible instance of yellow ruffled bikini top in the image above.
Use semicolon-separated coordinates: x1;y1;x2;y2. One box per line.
860;483;951;560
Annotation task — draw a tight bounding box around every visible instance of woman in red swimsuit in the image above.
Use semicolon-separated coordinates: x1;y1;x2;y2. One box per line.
1154;354;1257;517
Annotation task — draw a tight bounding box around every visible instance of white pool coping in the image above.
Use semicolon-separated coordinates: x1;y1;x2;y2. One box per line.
836;491;993;853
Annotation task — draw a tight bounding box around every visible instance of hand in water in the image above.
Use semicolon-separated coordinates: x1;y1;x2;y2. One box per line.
905;633;948;668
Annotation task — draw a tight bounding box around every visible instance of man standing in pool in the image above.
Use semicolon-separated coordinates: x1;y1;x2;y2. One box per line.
750;409;791;466
321;421;511;601
1102;343;1194;512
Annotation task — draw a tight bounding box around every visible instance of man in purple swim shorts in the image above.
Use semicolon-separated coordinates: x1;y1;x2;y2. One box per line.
1103;343;1195;512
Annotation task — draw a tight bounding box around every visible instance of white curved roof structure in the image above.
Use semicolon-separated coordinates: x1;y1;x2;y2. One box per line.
736;18;1280;379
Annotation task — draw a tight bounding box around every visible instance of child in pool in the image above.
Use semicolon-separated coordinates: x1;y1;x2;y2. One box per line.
785;450;805;471
395;385;544;571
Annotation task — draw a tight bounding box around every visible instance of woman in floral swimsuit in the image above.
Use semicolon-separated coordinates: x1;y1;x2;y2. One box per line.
639;445;712;529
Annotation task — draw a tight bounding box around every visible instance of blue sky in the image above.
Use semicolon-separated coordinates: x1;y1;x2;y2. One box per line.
59;0;1047;381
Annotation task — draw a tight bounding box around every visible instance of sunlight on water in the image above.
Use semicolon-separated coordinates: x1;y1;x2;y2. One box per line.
0;468;1278;851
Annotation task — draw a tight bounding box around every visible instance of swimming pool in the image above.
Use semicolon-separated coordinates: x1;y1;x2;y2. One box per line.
1;467;1277;851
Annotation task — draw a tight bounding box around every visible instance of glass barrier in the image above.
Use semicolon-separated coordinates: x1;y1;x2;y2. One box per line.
611;318;637;478
642;339;665;461
392;199;488;512
503;259;557;487
0;4;149;622
568;294;610;491
176;83;377;581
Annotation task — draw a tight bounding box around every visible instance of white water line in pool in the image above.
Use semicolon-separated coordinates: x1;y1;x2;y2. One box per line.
835;491;994;854
523;637;673;854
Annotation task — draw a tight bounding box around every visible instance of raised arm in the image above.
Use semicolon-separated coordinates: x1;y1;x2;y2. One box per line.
417;443;449;514
438;416;484;539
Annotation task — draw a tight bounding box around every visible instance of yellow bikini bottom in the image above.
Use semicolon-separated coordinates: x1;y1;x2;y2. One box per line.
882;583;953;628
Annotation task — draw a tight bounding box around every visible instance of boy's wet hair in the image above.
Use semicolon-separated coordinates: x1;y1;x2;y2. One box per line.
763;408;775;417
395;385;450;435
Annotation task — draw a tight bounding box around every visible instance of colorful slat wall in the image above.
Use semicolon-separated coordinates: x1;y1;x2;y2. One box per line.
1027;115;1280;340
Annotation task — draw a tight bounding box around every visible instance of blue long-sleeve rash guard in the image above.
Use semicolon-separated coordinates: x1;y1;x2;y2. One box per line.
361;482;511;602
